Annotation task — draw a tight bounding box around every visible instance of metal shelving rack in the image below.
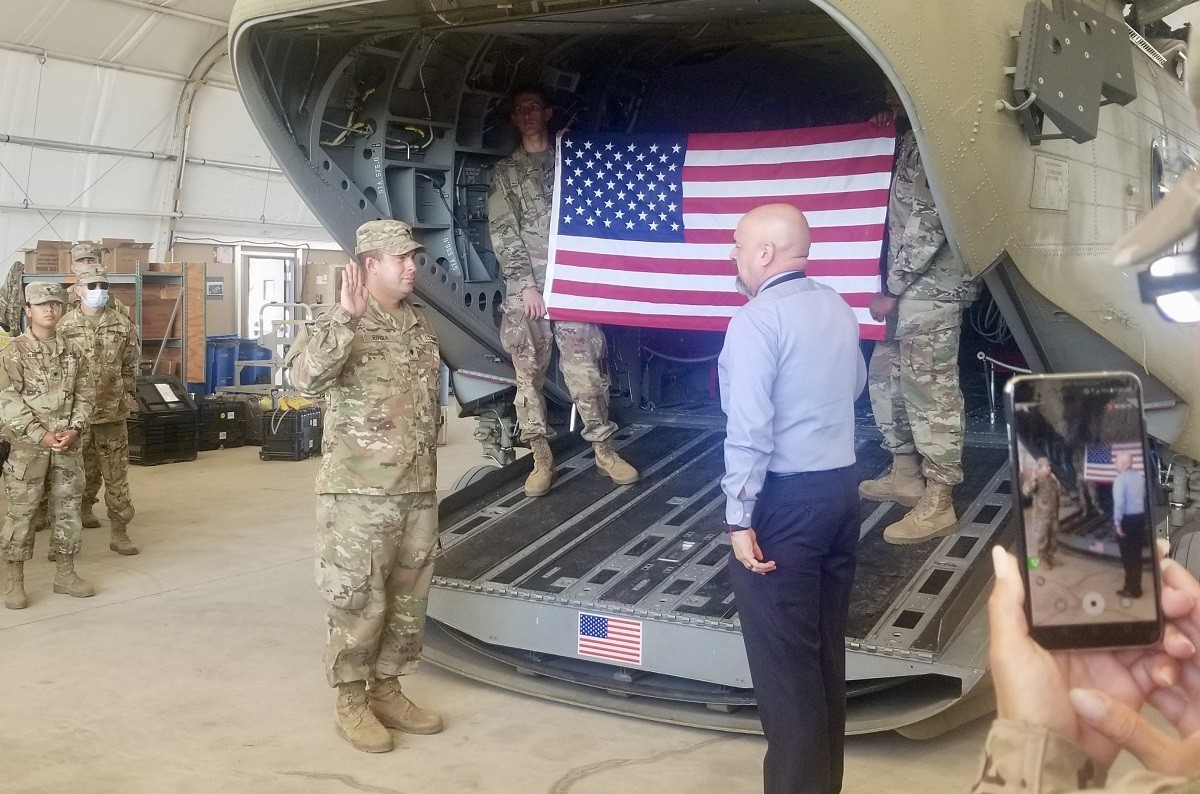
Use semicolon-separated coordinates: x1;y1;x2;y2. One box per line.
22;265;189;379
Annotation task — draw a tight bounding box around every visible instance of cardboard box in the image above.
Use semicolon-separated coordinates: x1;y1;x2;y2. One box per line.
148;262;183;273
23;241;74;273
101;238;152;274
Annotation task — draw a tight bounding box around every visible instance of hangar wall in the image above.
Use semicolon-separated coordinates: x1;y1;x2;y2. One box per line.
0;45;339;279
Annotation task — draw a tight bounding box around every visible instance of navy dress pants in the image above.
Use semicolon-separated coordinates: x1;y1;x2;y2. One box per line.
729;466;859;794
1117;511;1148;597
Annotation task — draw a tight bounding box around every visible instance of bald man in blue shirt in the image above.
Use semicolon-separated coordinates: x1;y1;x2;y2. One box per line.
1112;451;1149;599
720;203;866;793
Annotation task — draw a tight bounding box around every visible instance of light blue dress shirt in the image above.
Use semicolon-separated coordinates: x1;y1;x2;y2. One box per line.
718;271;867;528
1112;467;1146;525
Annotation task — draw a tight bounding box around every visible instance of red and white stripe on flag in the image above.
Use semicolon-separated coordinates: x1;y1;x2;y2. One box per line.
1083;441;1145;485
544;121;895;339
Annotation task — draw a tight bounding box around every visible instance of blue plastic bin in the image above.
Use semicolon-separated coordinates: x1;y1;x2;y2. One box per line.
205;335;240;394
238;339;271;385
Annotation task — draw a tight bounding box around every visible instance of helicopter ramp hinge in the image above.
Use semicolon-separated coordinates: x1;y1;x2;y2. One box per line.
1008;0;1137;145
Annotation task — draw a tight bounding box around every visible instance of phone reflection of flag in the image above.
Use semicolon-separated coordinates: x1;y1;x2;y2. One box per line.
1083;442;1143;484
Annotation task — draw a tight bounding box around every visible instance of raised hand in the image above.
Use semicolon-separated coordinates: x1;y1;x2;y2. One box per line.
341;262;369;317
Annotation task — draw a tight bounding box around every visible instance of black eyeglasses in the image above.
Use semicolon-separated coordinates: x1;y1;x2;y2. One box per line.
85;282;109;290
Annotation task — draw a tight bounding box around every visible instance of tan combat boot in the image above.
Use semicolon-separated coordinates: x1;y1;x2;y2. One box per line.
53;555;96;598
859;453;925;507
80;503;101;529
110;524;139;556
368;677;443;735
524;437;555;497
883;482;958;545
5;561;28;610
593;440;639;485
335;681;394;753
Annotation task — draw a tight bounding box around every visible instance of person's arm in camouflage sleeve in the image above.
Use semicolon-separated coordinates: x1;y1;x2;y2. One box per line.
886;144;947;298
288;262;369;397
287;309;358;398
68;346;94;435
488;163;539;295
0;347;48;445
122;318;139;401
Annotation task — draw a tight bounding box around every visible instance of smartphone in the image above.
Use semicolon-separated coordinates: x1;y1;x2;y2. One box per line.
1004;372;1163;649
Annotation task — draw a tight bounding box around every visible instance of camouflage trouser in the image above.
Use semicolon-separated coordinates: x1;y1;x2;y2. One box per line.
499;306;616;443
316;492;439;687
1029;510;1059;562
1;447;84;561
868;299;965;485
82;421;135;526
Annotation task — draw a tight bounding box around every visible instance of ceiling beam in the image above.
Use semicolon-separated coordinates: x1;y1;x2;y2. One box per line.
95;0;228;28
0;41;237;90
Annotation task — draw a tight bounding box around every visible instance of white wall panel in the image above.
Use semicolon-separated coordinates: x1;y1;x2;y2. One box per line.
0;32;336;277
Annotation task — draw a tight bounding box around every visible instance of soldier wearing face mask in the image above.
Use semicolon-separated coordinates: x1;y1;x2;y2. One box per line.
52;264;140;555
67;244;129;316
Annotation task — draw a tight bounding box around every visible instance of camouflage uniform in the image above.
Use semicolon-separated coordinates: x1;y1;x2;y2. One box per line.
0;261;24;333
488;147;616;443
1022;470;1062;566
868;130;977;486
0;285;93;562
57;265;139;528
287;220;440;688
972;719;1195;792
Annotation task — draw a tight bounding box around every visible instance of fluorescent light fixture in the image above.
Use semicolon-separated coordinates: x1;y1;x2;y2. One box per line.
1138;252;1200;323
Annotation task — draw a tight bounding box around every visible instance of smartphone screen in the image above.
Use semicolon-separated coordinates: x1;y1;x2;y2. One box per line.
1005;372;1163;649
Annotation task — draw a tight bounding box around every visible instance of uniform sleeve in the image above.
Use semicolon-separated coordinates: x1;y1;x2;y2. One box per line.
855;348;867;397
0;347;47;444
887;142;947;297
122;317;140;397
488;163;539;295
971;719;1190;794
719;312;778;528
69;347;94;433
286;305;358;397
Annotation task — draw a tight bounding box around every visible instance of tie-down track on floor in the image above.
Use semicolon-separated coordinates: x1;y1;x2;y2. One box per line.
426;425;1013;735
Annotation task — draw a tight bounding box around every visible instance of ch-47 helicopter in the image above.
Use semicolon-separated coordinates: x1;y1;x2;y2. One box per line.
228;0;1200;736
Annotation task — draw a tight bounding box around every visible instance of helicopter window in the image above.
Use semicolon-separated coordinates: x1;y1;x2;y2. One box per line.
1151;138;1198;207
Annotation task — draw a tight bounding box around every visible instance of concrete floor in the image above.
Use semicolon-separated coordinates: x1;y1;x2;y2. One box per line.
1;413;1149;793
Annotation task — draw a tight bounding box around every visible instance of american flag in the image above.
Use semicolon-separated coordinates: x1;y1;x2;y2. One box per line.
577;612;642;665
544;122;895;338
1083;442;1144;484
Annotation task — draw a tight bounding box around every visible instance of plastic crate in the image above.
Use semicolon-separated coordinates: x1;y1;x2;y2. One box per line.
128;376;197;465
260;406;322;461
197;397;246;451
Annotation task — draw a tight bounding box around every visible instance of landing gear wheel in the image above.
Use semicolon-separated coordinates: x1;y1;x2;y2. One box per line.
452;464;500;493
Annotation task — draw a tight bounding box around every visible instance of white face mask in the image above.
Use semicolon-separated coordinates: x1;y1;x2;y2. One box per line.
82;288;109;309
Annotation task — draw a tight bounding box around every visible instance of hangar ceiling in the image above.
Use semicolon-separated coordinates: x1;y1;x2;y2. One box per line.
0;0;336;272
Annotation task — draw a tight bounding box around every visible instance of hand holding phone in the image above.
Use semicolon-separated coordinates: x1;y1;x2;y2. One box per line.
987;545;1180;767
1005;372;1163;649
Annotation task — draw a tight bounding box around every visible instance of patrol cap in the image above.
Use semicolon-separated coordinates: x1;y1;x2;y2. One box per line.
25;282;66;305
71;242;101;262
75;264;109;285
354;219;424;257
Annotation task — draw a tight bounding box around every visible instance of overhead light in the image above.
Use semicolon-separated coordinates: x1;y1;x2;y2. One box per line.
1137;251;1200;322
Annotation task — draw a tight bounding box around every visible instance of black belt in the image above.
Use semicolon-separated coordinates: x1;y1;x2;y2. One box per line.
764;465;855;482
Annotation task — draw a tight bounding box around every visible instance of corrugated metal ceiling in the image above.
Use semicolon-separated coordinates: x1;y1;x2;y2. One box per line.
5;0;238;83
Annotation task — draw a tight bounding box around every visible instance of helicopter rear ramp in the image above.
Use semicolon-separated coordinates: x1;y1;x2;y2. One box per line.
427;425;1013;734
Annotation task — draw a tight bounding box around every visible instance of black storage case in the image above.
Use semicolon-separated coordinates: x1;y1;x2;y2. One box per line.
127;376;198;465
197;396;246;451
260;406;322;461
225;394;265;445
